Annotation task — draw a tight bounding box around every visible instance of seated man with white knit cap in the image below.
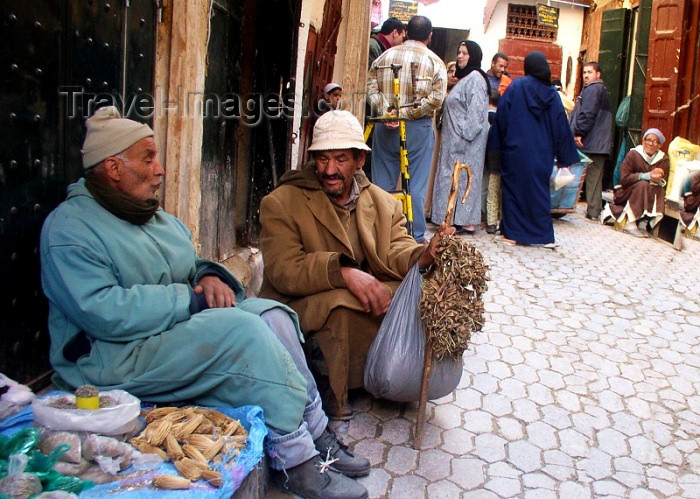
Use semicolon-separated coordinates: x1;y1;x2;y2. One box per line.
602;127;669;237
258;110;454;419
40;106;370;499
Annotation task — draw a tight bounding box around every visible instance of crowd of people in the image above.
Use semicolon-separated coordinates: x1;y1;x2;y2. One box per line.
360;15;698;246
37;14;700;499
364;16;581;246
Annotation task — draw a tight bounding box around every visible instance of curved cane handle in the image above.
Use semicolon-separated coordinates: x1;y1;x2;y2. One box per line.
443;161;473;226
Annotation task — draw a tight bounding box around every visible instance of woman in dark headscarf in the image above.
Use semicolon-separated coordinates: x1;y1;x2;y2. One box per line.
430;40;491;233
488;51;579;245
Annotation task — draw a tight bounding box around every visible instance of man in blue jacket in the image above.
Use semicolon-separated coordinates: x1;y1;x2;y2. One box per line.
570;62;612;221
40;106;369;499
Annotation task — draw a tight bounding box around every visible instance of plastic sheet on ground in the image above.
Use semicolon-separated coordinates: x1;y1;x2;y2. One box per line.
1;399;267;498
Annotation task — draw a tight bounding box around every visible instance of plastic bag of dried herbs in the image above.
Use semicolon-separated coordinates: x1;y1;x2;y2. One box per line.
363;263;462;402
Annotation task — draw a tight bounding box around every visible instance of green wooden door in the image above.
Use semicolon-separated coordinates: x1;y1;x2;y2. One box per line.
627;0;653;146
599;8;631;118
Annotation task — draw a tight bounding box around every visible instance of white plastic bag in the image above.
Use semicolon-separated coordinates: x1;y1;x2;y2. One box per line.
32;390;141;437
0;373;35;420
364;263;463;402
553;167;575;191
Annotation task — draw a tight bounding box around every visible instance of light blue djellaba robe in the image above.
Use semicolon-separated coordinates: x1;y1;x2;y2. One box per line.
40;179;307;433
431;71;489;226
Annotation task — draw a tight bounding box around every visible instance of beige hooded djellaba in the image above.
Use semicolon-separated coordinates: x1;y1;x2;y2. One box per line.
259;163;425;409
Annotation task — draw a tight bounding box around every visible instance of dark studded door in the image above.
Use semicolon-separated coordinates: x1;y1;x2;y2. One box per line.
0;0;156;386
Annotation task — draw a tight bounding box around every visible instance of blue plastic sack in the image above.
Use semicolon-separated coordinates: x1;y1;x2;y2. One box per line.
0;400;267;498
79;405;267;498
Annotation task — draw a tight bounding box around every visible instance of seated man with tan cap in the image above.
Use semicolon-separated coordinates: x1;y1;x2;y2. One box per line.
259;110;453;419
40;106;370;499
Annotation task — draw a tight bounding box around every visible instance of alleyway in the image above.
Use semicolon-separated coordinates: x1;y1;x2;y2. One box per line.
268;203;700;498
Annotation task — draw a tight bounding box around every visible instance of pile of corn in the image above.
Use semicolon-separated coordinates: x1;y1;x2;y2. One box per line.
130;407;248;490
419;235;489;359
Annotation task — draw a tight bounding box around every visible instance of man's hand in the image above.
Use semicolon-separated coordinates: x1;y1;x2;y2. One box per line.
384;107;400;130
419;222;456;269
385;121;400;130
194;275;236;308
341;267;392;316
650;167;665;183
574;136;584;148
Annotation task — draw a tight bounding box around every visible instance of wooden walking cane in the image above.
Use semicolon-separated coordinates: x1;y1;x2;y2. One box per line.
414;161;472;449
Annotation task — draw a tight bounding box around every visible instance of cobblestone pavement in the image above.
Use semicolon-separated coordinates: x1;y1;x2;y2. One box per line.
267;205;700;498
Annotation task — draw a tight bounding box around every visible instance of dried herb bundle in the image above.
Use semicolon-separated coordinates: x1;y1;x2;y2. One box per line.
419;235;489;359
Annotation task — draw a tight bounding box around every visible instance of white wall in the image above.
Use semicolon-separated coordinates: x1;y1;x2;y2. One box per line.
379;0;476;30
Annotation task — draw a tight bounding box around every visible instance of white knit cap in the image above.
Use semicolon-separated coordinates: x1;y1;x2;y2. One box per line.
81;106;154;168
323;82;342;95
308;110;370;152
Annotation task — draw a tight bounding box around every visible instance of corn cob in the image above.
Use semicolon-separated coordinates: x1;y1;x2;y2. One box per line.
145;420;172;447
201;469;223;487
152;475;191;489
130;437;170;461
173;458;203;481
203;437;225;461
182;444;209;465
165;434;185;460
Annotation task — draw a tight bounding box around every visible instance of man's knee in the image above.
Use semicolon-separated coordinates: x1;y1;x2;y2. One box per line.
194;307;275;348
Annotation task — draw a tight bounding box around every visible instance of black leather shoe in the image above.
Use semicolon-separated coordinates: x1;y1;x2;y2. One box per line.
486;225;497;234
314;427;371;477
272;456;368;499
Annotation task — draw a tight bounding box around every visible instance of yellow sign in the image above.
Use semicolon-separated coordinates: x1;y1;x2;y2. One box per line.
537;4;559;28
389;0;418;22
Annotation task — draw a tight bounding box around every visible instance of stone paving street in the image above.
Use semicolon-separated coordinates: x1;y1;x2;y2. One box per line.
267;205;700;498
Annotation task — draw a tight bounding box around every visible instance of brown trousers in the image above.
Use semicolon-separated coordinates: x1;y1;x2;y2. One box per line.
309;307;383;409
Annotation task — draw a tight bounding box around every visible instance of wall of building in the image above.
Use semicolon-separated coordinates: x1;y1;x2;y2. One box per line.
478;1;586;99
290;0;326;168
335;1;372;123
154;1;211;250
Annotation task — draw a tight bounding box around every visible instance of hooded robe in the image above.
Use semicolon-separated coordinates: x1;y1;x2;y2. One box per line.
40;179;307;433
489;59;579;244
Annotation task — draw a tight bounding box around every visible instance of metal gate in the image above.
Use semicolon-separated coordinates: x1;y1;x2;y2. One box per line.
0;0;156;385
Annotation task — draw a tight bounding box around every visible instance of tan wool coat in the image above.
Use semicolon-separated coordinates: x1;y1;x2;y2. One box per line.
259;163;425;405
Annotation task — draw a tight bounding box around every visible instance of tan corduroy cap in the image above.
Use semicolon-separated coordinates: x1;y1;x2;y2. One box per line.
81;106;154;169
308;110;371;152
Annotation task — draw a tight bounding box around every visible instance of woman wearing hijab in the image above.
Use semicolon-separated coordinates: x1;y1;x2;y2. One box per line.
430;40;491;233
488;51;579;245
602;128;669;237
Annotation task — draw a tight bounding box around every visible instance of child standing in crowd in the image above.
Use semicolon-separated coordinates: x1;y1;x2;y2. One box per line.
484;88;502;234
